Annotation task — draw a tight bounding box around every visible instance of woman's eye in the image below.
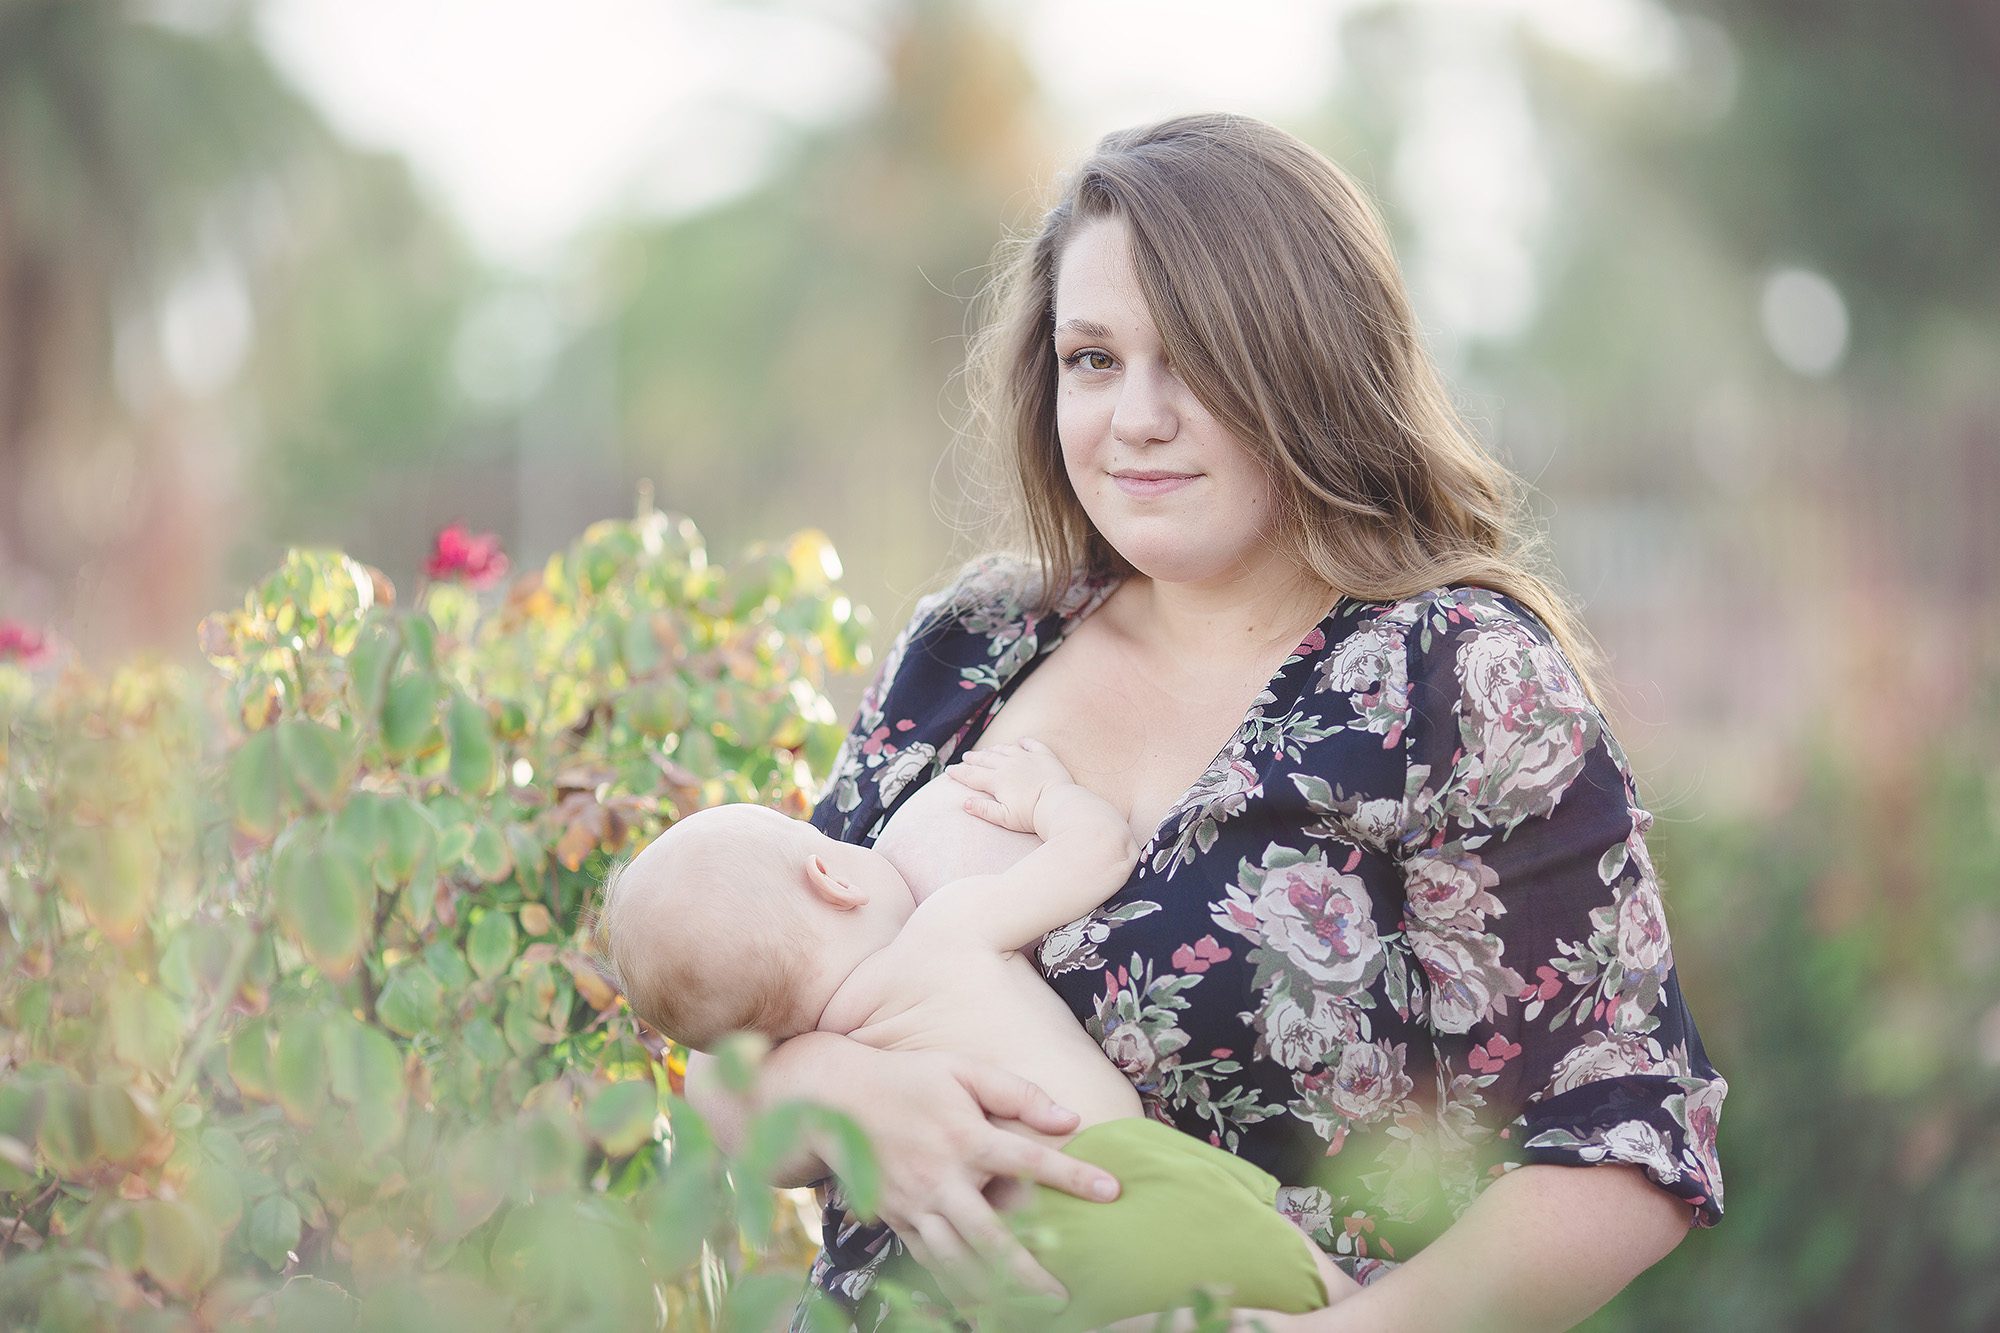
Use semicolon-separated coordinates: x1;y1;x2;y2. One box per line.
1059;350;1114;373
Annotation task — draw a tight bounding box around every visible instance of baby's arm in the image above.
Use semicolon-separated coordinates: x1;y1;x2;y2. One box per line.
912;739;1138;955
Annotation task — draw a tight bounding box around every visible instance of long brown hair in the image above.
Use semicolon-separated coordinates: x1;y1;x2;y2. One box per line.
958;112;1611;708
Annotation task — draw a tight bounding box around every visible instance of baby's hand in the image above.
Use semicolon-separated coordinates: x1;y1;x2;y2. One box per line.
948;739;1073;834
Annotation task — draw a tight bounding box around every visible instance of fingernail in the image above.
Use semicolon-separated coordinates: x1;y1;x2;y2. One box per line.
1094;1177;1118;1200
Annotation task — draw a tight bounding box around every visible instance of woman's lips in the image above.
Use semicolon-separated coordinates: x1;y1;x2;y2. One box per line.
1111;472;1200;498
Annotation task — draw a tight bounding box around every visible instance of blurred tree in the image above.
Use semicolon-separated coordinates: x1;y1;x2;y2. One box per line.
584;0;1044;623
0;0;481;651
1659;0;2000;390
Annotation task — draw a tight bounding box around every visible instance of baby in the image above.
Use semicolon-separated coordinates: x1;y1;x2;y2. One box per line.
598;739;1343;1330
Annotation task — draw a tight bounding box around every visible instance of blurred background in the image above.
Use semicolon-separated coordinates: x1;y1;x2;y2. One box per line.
3;0;1997;1325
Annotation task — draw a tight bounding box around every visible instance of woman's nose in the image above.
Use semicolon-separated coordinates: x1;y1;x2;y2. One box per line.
1110;361;1180;447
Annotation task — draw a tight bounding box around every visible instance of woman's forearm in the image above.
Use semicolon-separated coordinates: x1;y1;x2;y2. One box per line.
1321;1163;1690;1333
682;1031;856;1187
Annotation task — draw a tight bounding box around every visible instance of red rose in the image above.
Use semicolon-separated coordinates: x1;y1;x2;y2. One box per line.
425;523;509;588
0;620;52;667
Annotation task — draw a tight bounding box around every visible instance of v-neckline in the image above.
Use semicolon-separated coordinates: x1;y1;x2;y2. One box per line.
967;575;1359;866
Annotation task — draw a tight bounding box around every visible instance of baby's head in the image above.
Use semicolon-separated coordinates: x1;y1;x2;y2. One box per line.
595;804;915;1051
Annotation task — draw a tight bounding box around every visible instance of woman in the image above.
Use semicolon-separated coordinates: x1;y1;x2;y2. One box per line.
688;113;1726;1331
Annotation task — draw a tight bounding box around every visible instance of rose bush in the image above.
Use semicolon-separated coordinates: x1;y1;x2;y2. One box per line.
0;504;894;1331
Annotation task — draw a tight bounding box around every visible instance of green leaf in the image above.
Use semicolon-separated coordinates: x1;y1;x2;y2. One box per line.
53;822;157;943
230;729;283;839
380;673;443;760
273;1016;327;1125
36;1079;93;1177
227;1021;274;1102
86;1083;152;1167
423;938;475;990
183;1150;244;1233
582;1081;658;1158
137;1197;219;1295
465;909;518;980
376;962;445;1038
334;791;386;860
640;1156;723;1278
273;831;372;979
463;1017;508;1069
248;1194;303;1271
446;692;498;797
401;613;437;671
324;1016;404;1112
347;613;401;717
379;796;437;887
276;719;349;812
721;1273;805;1333
619;613;664;677
467;822;514;883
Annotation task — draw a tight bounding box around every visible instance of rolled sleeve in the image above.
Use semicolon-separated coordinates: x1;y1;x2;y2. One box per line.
1395;590;1726;1227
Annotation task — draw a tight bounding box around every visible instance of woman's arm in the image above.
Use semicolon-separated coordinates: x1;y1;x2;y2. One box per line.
1307;1162;1688;1332
1109;1162;1686;1333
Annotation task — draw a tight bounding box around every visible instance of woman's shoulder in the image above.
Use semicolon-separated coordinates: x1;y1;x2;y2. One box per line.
1350;583;1552;641
1346;583;1596;719
908;552;1109;639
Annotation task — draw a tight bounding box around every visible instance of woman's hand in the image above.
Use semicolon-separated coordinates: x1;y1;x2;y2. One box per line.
803;1042;1121;1308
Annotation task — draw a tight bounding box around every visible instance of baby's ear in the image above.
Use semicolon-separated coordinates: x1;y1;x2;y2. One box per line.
802;854;867;910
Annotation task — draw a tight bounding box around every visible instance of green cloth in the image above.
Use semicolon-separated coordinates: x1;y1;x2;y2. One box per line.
873;1117;1329;1331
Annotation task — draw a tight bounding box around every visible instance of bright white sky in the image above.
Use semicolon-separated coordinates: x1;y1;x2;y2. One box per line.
254;0;1686;339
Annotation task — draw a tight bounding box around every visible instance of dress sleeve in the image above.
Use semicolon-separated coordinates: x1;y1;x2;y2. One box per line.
1394;590;1726;1227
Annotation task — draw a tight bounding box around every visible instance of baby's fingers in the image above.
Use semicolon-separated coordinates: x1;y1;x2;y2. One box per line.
961;794;1028;831
949;761;999;794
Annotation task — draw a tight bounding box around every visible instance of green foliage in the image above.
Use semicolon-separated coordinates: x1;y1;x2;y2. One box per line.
1584;684;2000;1332
0;507;882;1330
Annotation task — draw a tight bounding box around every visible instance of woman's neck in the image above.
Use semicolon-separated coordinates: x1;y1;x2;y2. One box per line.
1109;557;1340;667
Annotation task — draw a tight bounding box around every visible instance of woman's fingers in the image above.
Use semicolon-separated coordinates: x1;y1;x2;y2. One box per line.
907;1213;984;1310
954;1063;1081;1137
938;1184;1069;1305
978;1130;1120;1204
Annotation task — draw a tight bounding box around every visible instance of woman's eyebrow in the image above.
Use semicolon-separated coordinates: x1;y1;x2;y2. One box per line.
1053;318;1113;340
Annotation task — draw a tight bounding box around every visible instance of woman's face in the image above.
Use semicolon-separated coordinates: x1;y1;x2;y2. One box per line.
1051;215;1283;590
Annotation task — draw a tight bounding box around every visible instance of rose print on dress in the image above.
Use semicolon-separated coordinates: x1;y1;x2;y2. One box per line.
1150;749;1264;878
1212;844;1388;995
1035;900;1162;977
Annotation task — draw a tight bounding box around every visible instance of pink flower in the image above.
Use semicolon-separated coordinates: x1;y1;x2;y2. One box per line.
1170;935;1234;974
1467;1033;1522;1074
1524;965;1564;1003
425;522;509;588
0;620;52;667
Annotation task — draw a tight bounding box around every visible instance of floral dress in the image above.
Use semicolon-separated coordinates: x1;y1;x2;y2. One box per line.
794;558;1727;1329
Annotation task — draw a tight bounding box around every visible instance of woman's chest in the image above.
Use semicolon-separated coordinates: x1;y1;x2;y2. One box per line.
972;622;1280;845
